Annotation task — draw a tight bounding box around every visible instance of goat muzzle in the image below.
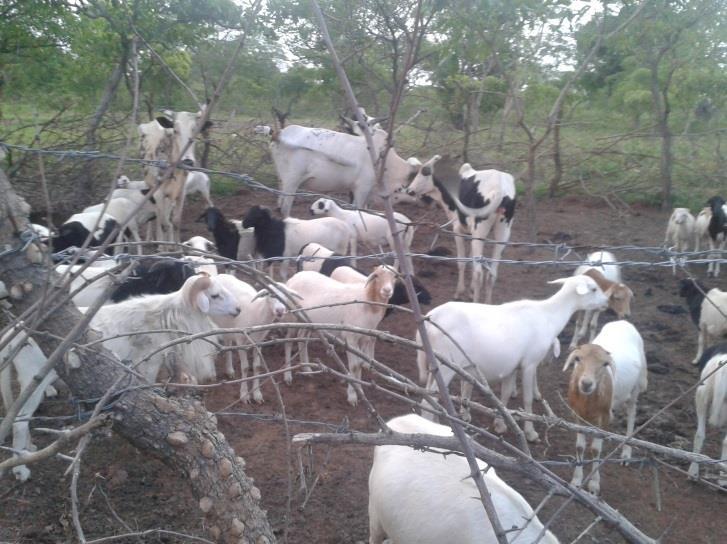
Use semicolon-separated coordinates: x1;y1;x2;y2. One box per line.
579;379;595;395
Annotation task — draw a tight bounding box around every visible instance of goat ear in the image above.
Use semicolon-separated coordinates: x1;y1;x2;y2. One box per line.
562;350;579;372
195;292;210;314
156;116;174;129
603;285;615;298
548;277;568;286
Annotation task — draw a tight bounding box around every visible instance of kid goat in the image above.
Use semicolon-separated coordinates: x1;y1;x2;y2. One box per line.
563;320;648;495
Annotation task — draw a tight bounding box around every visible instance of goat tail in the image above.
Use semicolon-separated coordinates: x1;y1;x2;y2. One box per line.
415;330;428;385
0;360;14;413
709;358;727;427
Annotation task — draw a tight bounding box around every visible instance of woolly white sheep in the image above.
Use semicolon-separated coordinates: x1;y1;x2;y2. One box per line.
418;274;608;442
90;274;240;384
368;414;560;544
283;265;397;405
562;320;648;495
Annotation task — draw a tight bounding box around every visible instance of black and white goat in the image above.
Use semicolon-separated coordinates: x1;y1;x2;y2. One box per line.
198;207;255;264
51;212;120;254
242;205;350;280
679;278;727;364
406;155;515;303
706;196;727;277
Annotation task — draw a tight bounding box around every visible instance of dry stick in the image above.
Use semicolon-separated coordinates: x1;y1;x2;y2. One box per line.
569;516;603;544
310;2;509;542
0;415;107;473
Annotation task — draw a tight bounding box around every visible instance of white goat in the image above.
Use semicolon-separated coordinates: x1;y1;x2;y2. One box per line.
0;328;59;482
90;274;240;384
368;414;560;544
181;235;219;276
82;197;146;254
183;171;213;207
562;320;648;495
210;274;289;403
695;207;712;253
283;266;397;405
688;345;727;486
665;207;696;252
418;274;608;442
116;175;147;190
309;198;414;265
569;251;633;349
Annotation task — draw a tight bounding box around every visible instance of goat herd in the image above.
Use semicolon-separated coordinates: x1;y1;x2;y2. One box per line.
2;106;727;543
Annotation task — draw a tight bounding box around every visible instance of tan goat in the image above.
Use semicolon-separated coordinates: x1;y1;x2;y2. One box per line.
564;320;647;495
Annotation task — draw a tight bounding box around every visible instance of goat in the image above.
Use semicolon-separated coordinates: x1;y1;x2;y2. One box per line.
198;207;255;264
270;124;420;217
296;242;352;276
183;171;213;208
82;197;148;254
210;274;289;402
242;205;350;280
90;274;240;384
679;278;727;364
706;196;727;277
665;207;696;253
688;344;727;486
0;328;59;482
329;265;431;318
51;212;119;255
418;274;608;442
368;414;560;544
309;197;415;267
110;258;196;303
138;106;212;243
283;265;397;405
563;320;648;495
569;252;633;349
695;207;712;254
406;154;516;303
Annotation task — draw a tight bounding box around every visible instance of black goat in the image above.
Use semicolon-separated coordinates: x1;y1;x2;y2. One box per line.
679;278;708;328
110;258;195;303
242;205;285;259
694;341;727;371
198;207;239;260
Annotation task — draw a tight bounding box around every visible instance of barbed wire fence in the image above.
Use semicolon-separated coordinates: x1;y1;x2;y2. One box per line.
1;5;727;544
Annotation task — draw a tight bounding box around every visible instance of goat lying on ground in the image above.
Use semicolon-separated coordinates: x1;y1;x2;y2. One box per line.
563;320;648;495
368;414;560;544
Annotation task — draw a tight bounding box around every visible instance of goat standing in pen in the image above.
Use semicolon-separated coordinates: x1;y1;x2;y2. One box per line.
563;320;648;495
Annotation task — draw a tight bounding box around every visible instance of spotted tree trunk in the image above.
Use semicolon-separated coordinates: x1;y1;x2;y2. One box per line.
0;167;275;544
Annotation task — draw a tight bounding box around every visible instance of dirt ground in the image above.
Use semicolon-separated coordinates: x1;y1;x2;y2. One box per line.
2;187;727;544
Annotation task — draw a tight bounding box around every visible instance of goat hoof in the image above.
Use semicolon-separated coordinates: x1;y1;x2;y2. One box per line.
586;482;600;496
253;391;264;404
13;466;30;482
283;373;292;385
687;463;699;480
525;430;540;443
493;419;507;435
44;384;58;398
691;358;700;365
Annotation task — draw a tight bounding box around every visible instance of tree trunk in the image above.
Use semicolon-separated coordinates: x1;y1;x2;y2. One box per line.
462;100;471;163
649;63;673;209
0;168;276;544
524;144;538;242
548;105;563;197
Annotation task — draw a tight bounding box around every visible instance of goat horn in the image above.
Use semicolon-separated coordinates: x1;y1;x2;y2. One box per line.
562;350;580;372
186;274;212;306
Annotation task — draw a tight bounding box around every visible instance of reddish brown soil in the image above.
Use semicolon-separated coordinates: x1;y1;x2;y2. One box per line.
2;189;727;543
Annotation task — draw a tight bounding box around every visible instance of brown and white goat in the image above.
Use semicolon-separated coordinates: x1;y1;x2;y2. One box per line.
283;265;397;405
564;320;647;495
569;266;633;349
